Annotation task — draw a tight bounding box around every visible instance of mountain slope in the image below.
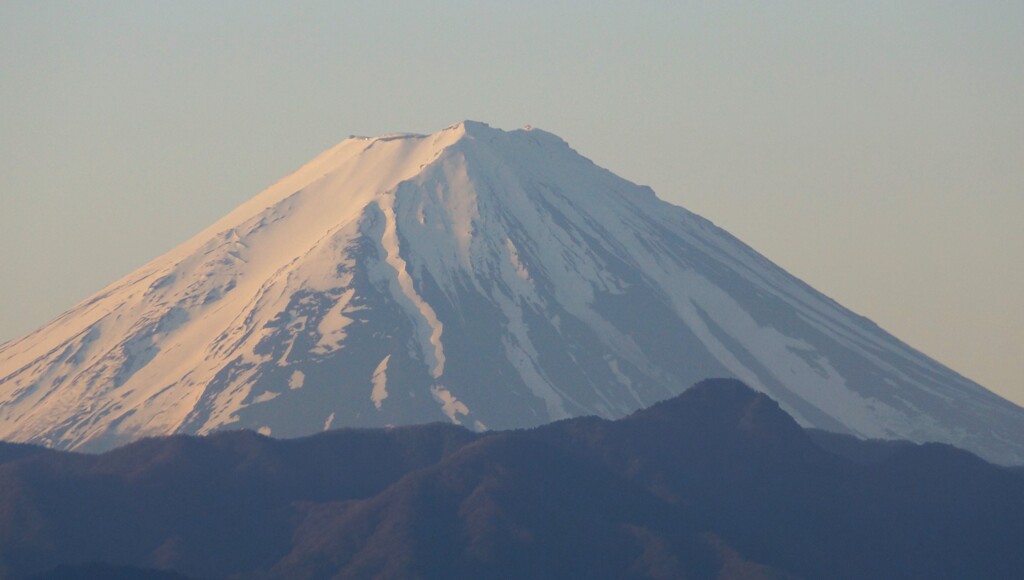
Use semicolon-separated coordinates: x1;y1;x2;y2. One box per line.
1;380;1022;579
1;121;1021;463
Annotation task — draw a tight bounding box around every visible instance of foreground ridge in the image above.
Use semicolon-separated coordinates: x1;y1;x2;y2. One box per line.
1;380;1022;579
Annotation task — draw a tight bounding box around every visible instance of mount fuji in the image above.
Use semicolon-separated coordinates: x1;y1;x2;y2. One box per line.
1;121;1021;463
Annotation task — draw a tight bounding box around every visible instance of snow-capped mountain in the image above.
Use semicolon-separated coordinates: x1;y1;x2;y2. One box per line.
1;121;1021;463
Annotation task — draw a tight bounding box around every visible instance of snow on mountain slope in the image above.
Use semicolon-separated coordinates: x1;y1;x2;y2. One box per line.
1;121;1022;463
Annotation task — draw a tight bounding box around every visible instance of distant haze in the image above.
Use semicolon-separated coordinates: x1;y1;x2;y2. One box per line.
1;2;1021;406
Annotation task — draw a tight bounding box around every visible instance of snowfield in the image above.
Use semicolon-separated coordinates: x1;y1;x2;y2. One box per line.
1;121;1021;464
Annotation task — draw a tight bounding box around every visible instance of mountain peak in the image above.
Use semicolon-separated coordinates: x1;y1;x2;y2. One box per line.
447;119;492;134
2;122;1022;463
346;121;501;145
440;120;570;150
626;378;809;446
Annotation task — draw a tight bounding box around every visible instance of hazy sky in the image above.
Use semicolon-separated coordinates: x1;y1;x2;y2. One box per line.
2;1;1021;405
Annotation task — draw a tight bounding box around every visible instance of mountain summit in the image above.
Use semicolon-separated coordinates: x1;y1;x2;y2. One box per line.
1;121;1021;462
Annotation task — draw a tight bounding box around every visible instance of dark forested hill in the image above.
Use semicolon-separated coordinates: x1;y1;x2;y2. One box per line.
1;379;1021;579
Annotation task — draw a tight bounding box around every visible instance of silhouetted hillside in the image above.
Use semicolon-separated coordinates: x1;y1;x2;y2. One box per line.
805;428;916;464
29;562;200;580
0;441;52;465
2;379;1022;579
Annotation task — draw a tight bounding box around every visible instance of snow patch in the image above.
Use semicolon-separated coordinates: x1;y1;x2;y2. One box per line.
506;238;530;280
312;289;356;355
253;390;280;404
323;412;335;431
606;357;643;407
371;355;391;410
430;385;469;425
288;370;305;390
492;292;570;419
379;199;446;378
276;315;307;365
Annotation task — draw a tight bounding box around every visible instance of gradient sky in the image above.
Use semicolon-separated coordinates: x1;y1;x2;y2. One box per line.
1;1;1021;405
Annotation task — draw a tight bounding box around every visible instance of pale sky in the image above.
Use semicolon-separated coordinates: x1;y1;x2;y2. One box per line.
1;1;1021;405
